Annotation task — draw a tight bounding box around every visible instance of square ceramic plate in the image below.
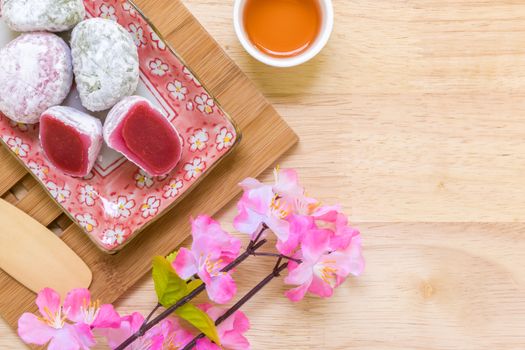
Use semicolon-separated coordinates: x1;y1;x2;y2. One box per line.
0;0;240;253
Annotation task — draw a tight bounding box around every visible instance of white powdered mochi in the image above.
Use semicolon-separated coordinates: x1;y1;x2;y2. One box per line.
71;18;139;112
1;0;85;32
0;33;73;124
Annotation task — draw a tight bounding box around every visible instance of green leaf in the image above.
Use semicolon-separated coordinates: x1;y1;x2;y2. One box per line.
166;250;178;263
175;304;221;346
152;256;188;307
187;279;204;293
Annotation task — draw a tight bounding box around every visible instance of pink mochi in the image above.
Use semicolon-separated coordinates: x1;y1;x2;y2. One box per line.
40;106;103;178
0;32;73;124
104;96;183;176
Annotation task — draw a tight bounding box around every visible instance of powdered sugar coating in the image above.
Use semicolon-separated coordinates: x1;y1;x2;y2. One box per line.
2;0;85;32
0;33;73;124
104;95;183;176
71;18;139;112
40;106;103;177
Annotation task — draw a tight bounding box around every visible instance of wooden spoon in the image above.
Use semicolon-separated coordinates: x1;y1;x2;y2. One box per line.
0;199;92;298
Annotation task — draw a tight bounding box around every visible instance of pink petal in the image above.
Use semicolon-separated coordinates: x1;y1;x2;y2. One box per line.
36;288;61;320
206;273;237;304
285;283;310;302
312;205;341;222
192;216;241;261
319;253;352;282
99;312;144;349
221;235;242;261
64;288;91;323
239;177;263;190
72;323;96;349
149;333;165;350
244;186;273;214
273;168;302;198
266;215;290;242
221;331;251;350
172;247;198;279
47;326;82;350
174;328;196;349
233;204;264;236
341;235;365;276
308;275;335;298
196;338;222;350
276;215;307;255
92;304;121;329
301;228;331;262
197;303;214;315
191;215;215;240
232;310;250;334
198;262;213;285
284;262;313;286
329;226;356;251
214;309;235;332
128;312;145;333
193;236;221;262
17;313;55;345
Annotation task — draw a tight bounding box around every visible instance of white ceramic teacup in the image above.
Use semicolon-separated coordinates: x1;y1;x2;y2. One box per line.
233;0;334;68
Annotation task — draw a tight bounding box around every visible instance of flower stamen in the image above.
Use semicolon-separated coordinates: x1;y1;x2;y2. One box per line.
270;194;291;219
39;306;67;329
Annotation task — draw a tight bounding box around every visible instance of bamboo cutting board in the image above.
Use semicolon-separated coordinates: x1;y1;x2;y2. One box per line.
0;0;298;333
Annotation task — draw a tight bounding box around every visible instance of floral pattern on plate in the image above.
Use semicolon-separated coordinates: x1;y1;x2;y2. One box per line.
0;0;239;253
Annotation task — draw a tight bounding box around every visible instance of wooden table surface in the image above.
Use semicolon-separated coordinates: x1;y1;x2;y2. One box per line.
2;0;525;348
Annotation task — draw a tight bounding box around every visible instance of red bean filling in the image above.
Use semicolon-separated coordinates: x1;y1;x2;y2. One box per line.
121;104;181;175
41;116;87;176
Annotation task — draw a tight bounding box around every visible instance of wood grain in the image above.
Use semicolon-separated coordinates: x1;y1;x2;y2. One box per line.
3;0;525;349
180;0;525;222
0;146;26;196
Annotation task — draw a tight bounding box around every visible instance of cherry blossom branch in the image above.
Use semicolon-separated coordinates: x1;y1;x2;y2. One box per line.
139;303;161;333
250;251;302;264
115;238;268;350
247;224;268;250
181;261;289;350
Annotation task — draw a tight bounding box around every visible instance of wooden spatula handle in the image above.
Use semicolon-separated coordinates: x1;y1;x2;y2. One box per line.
0;199;92;298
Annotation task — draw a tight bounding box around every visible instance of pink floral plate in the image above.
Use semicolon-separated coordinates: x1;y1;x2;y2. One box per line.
0;0;240;253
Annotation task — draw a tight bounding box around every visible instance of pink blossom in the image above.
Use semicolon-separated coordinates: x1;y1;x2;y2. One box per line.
173;216;241;304
196;304;250;350
233;181;290;241
275;214;310;256
100;312;160;350
284;228;364;302
150;318;194;350
310;205;360;251
18;288;95;350
279;205;359;255
272;168;304;201
63;288;120;330
233;168;315;243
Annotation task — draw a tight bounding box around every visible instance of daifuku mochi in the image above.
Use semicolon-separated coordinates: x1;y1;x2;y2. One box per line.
40;106;103;178
71;18;139;112
0;33;73;124
1;0;85;32
104;96;183;176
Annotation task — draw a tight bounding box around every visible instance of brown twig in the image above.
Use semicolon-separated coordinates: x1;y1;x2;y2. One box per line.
181;262;289;350
251;251;302;264
115;238;268;350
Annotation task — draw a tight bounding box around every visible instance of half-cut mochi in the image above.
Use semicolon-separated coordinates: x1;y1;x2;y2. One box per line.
40;106;103;178
104;96;183;176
